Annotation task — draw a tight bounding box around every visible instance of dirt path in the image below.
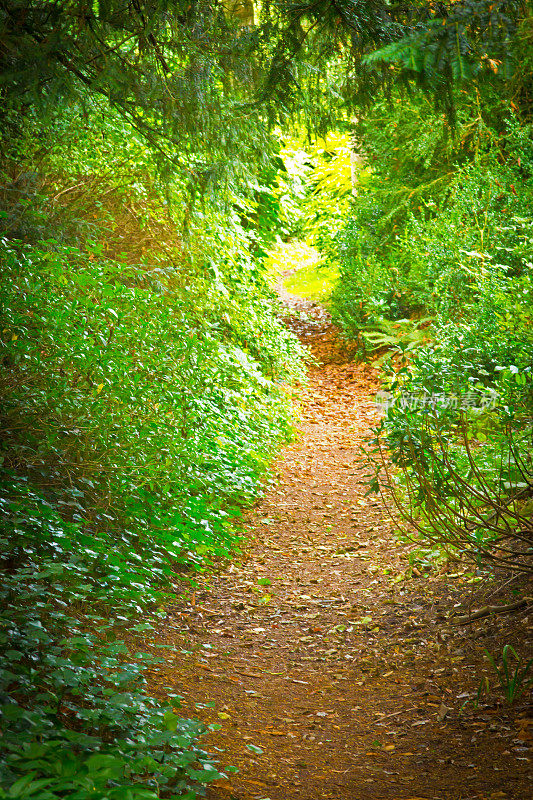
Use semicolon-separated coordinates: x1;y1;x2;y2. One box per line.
149;298;532;800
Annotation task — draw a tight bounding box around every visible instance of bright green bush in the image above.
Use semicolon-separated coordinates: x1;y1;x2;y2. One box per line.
332;97;533;340
1;236;300;561
373;296;533;573
355;113;533;574
0;223;304;794
0;94;305;799
333;79;533;576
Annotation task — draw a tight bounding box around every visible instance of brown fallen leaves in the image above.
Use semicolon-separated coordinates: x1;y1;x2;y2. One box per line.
142;297;533;800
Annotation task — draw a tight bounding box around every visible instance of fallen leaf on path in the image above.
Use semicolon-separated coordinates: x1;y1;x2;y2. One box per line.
234;670;263;679
245;744;264;754
258;595;272;604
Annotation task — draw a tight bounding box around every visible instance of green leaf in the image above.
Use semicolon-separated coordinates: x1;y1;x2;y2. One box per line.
245;744;263;754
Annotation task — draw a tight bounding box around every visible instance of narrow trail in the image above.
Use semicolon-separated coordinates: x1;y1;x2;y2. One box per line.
149;295;532;800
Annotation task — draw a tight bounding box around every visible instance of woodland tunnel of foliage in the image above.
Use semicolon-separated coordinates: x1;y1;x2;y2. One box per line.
0;1;532;798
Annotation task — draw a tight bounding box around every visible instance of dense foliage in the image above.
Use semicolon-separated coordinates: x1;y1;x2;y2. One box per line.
2;1;526;151
333;11;533;577
2;1;532;796
0;79;304;800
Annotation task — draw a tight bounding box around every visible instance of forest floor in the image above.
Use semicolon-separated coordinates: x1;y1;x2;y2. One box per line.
147;290;533;800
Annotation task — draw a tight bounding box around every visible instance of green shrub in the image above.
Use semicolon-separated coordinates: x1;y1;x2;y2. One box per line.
0;97;305;799
331;98;533;340
335;88;533;577
371;278;533;574
0;529;225;800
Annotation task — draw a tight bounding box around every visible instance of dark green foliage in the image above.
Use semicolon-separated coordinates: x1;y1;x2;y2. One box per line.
0;483;226;799
0;598;223;800
2;0;527;180
257;0;528;127
363;0;526;116
0;0;272;190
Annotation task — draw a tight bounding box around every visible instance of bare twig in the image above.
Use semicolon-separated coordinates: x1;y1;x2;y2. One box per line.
449;597;531;625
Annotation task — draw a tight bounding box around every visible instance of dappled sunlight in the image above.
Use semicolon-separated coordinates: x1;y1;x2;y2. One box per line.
265;239;338;303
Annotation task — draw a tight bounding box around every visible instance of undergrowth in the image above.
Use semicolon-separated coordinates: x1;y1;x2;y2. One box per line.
333;53;533;580
0;100;305;799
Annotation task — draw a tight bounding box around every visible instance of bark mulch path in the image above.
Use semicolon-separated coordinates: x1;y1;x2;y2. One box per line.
148;296;533;800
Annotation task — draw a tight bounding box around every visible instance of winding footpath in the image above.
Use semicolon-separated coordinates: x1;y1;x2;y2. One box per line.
149;296;532;800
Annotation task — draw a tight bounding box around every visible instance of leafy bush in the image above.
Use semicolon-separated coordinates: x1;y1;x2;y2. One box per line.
333;72;533;579
0;530;225;800
299;132;355;261
331;97;533;340
0;96;305;800
371;277;533;575
1;236;300;561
